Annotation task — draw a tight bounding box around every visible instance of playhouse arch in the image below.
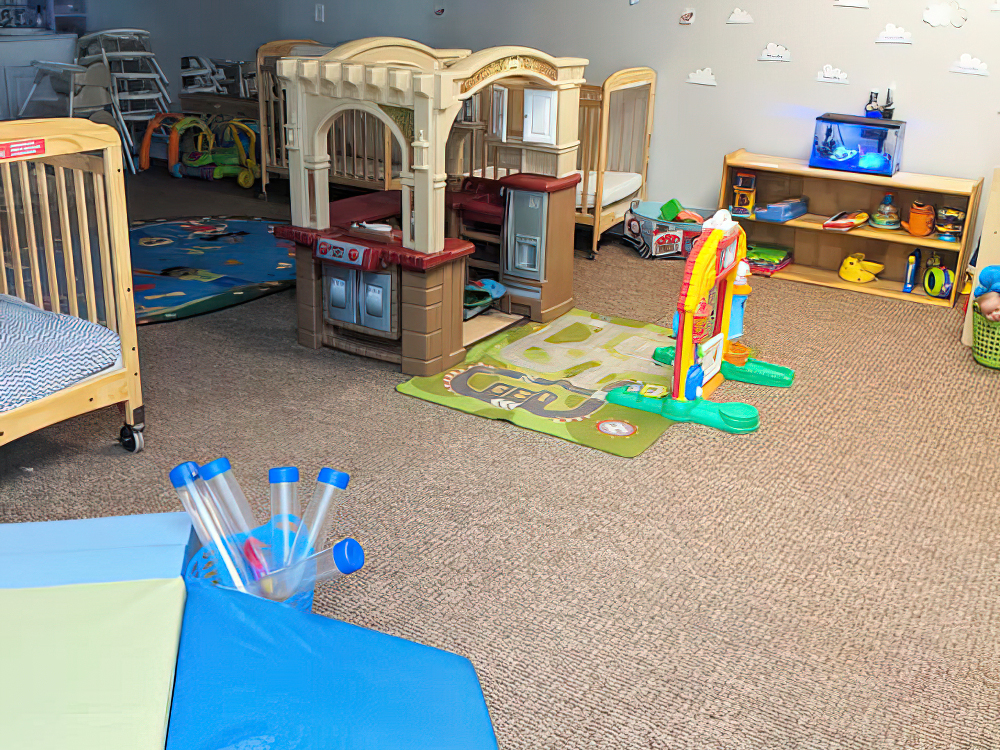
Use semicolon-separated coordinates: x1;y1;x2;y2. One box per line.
277;37;586;253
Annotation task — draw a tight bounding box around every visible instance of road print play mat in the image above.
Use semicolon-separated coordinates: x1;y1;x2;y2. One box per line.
130;217;295;324
397;309;678;457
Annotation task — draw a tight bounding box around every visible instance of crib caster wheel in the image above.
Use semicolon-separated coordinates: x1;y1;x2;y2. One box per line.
119;424;144;453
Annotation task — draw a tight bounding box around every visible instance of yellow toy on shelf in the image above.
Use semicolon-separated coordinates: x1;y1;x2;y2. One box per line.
838;253;884;283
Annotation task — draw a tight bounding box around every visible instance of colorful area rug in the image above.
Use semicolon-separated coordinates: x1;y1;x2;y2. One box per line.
397;309;677;457
130;217;295;324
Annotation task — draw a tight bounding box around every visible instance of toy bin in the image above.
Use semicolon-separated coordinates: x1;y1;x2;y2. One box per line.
623;201;713;259
972;302;1000;370
184;519;314;612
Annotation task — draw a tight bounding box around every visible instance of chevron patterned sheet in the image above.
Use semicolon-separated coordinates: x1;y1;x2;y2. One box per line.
0;294;121;414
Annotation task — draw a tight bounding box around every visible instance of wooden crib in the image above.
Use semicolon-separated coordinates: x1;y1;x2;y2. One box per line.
576;67;656;257
0;119;144;452
257;40;404;197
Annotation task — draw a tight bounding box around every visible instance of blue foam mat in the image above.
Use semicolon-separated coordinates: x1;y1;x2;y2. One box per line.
167;580;499;750
0;512;194;589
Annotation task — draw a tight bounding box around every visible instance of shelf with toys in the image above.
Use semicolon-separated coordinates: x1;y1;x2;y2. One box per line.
719;149;983;308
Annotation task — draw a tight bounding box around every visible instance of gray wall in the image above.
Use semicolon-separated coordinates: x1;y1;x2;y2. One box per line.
90;0;997;232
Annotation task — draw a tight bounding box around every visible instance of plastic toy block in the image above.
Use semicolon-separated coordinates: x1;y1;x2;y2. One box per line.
0;577;187;749
658;198;685;222
167;580;499;750
0;512;194;588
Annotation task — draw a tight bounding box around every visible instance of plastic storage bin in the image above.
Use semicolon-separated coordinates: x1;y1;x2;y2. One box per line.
809;113;905;177
185;519;315;612
623;201;713;259
972;302;1000;369
755;197;808;223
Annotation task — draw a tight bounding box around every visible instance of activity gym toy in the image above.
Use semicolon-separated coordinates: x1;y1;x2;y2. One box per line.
607;210;794;434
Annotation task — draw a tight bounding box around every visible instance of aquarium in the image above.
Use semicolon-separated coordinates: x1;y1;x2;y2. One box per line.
808;113;905;177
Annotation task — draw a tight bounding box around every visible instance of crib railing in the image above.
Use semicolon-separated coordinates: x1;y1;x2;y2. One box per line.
258;41;402;193
328;109;401;190
577;69;655;220
1;151;122;330
0;118;143;439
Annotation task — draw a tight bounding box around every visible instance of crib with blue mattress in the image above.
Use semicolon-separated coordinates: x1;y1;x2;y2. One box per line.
0;118;144;452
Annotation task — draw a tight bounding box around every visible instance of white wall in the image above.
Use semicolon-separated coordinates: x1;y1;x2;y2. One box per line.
422;0;998;234
88;0;998;236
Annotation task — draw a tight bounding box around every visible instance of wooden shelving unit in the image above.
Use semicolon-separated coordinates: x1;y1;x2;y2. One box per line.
719;149;983;307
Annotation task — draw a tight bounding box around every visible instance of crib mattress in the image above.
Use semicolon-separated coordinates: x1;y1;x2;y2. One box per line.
469;168;642;208
0;294;121;414
575;170;643;208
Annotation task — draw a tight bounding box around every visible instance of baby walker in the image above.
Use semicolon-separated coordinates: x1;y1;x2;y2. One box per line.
139;113;261;188
607;210;794;434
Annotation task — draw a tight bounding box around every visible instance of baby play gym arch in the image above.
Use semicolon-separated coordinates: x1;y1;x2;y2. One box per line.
276;37;588;255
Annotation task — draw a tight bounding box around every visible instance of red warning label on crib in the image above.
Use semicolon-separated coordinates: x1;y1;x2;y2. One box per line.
0;139;45;160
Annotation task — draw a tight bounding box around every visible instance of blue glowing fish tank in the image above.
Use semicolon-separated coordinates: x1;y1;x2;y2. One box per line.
809;113;905;177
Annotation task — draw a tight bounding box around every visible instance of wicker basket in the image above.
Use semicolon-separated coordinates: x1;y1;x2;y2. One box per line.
972;302;1000;369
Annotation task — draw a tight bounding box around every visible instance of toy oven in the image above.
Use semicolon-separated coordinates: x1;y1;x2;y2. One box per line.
322;264;399;338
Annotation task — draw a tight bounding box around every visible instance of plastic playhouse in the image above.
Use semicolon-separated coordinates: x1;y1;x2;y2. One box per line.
607;210;794;433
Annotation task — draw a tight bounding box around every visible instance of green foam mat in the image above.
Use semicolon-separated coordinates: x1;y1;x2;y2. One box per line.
0;577;186;749
398;309;676;457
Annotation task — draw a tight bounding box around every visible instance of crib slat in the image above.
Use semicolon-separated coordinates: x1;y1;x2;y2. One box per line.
2;163;25;301
361;112;374;180
72;169;98;323
35;164;60;313
93;172;118;333
383;122;391;188
55;167;77;317
339;114;347;177
18;162;43;308
276;81;287;167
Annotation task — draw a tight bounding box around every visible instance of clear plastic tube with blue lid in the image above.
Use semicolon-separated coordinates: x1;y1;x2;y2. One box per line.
269;466;301;569
199;457;270;576
169;461;258;594
258;537;364;602
200;457;257;532
290;468;350;564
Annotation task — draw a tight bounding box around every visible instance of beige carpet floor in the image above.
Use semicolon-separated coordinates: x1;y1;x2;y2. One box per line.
2;174;999;749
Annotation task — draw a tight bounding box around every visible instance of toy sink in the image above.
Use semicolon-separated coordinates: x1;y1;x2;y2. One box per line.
623;201;714;259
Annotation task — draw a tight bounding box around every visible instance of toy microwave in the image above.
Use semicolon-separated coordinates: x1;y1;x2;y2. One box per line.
623;201;712;259
809;113;905;177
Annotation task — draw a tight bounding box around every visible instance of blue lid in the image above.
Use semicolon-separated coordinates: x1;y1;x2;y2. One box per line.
200;457;232;481
269;466;300;484
332;538;364;575
169;461;200;488
317;468;350;490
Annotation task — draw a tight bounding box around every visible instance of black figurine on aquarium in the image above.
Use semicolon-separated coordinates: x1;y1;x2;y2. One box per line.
809;113;905;177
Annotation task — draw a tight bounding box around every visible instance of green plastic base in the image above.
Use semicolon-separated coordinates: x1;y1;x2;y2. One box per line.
720;358;795;387
606;388;760;434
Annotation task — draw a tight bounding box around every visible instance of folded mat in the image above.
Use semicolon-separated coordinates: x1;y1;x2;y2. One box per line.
168;580;499;750
0;577;187;749
0;512;193;589
0;293;120;413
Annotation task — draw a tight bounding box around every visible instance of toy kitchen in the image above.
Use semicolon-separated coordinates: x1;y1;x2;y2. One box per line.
278;171;579;377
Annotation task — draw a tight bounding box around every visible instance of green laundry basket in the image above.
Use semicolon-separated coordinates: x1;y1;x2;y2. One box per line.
972;302;1000;369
